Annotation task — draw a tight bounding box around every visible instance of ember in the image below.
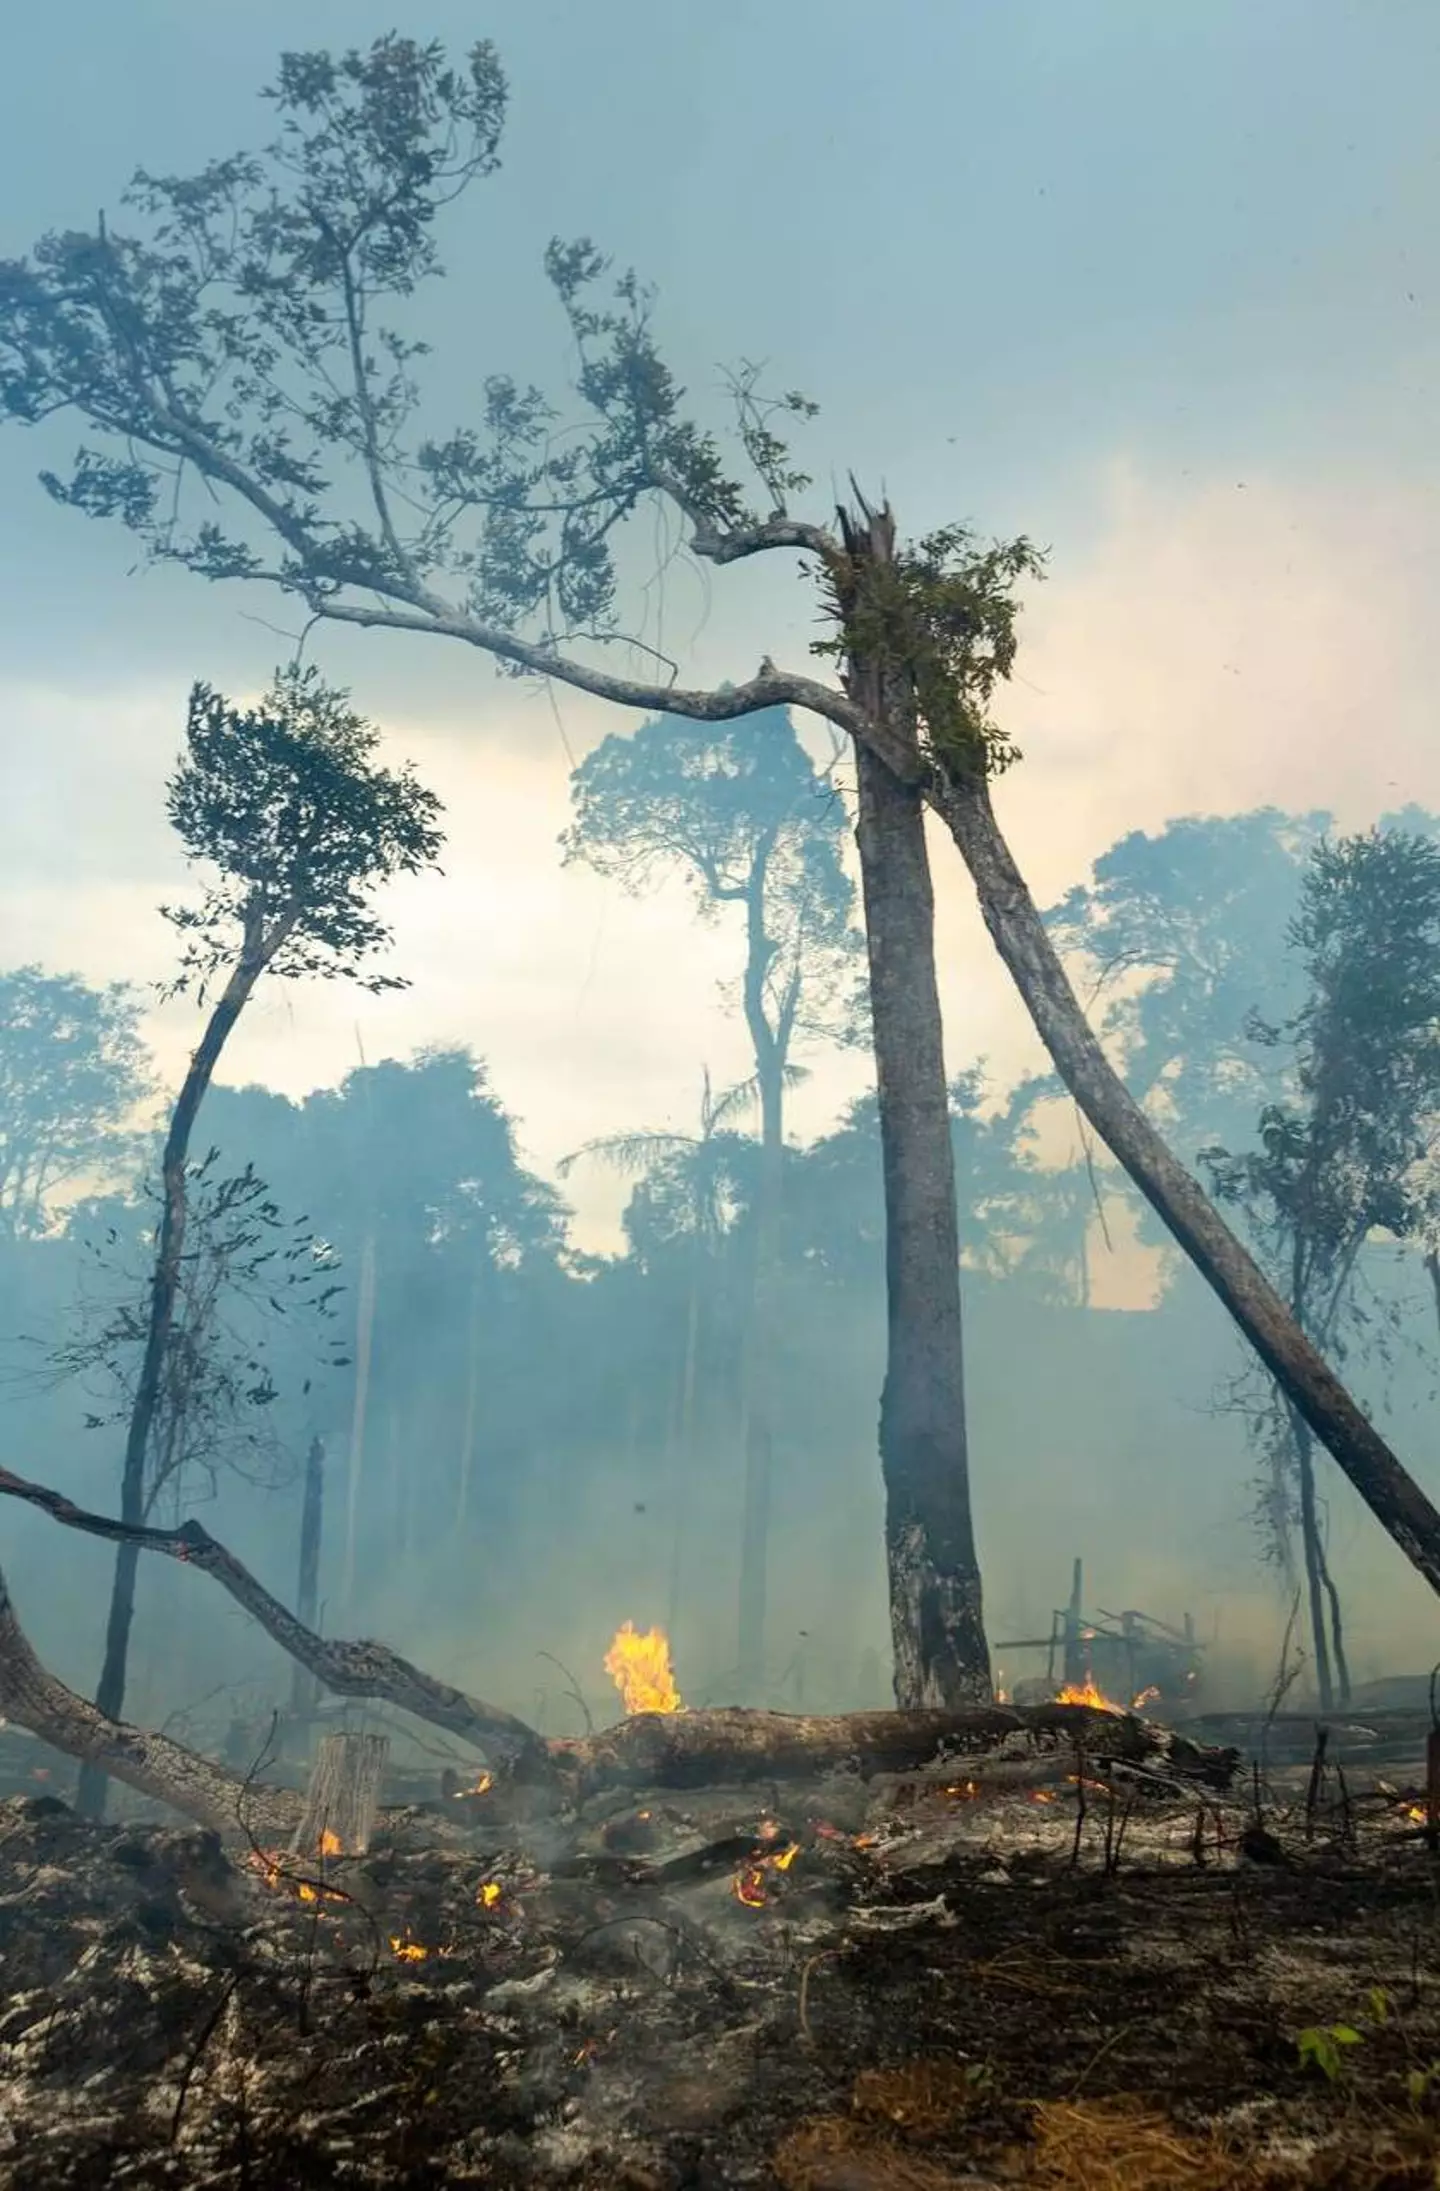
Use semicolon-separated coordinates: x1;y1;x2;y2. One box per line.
604;1620;682;1714
389;1932;430;1962
477;1879;502;1907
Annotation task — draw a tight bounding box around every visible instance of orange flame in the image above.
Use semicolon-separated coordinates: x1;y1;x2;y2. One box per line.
319;1828;342;1857
477;1880;502;1908
452;1771;493;1798
604;1621;682;1715
390;1932;430;1962
1054;1677;1123;1713
734;1865;769;1907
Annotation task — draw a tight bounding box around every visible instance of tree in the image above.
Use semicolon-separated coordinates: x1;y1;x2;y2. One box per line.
1201;829;1440;1708
77;665;443;1816
7;37;1440;1660
563;708;861;1687
0;967;150;1238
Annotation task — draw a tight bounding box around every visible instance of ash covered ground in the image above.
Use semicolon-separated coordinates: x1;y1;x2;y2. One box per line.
4;1734;1440;2189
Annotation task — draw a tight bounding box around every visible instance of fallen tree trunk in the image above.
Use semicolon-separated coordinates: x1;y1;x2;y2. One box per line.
539;1701;1237;1796
0;1466;1239;1835
0;1463;544;1768
929;768;1440;1598
0;1558;301;1843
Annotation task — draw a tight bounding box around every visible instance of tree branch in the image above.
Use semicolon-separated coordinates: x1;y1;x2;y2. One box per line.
0;1462;547;1769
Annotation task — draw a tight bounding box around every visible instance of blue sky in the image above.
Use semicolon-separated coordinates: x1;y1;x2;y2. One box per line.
1;0;1437;1263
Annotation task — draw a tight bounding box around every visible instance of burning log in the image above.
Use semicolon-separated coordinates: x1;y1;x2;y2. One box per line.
535;1701;1238;1796
0;1557;301;1842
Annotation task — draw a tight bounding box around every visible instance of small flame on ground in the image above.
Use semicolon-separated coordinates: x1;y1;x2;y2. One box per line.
946;1780;981;1800
734;1865;769;1908
452;1771;493;1798
390;1932;430;1962
1030;1790;1056;1805
319;1828;342;1857
1406;1804;1429;1824
604;1621;682;1715
477;1880;502;1908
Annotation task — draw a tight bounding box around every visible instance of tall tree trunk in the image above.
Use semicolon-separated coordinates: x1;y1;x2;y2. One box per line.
666;1249;703;1644
933;767;1440;1595
78;908;283;1820
736;849;786;1696
456;1271;483;1528
289;1435;325;1725
1290;1405;1335;1710
840;502;991;1708
342;1232;377;1611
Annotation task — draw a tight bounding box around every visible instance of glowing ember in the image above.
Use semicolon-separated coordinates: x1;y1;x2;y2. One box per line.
1407;1804;1428;1824
946;1780;981;1800
319;1828;342;1857
734;1865;769;1907
604;1621;682;1715
1054;1677;1123;1713
733;1835;801;1906
1030;1790;1056;1805
390;1932;430;1962
477;1880;502;1907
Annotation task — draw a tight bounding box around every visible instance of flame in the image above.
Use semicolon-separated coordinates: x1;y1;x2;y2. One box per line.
771;1841;800;1871
452;1771;493;1798
1030;1790;1056;1805
604;1621;682;1715
319;1828;342;1857
1130;1685;1161;1713
734;1865;769;1907
946;1780;981;1800
477;1880;502;1908
390;1932;430;1962
1055;1677;1123;1713
1406;1804;1428;1824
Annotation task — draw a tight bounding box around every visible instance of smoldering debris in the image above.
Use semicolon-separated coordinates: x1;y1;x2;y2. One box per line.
3;1739;1440;2188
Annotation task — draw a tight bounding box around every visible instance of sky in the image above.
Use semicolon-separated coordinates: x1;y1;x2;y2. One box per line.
1;0;1438;1261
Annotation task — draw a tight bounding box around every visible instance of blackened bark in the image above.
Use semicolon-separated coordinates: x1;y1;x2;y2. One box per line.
933;767;1440;1598
840;502;990;1708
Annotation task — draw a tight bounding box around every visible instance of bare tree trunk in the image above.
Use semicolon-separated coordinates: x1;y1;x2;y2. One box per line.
79;910;286;1821
841;502;990;1708
665;1252;703;1644
456;1272;483;1528
342;1231;377;1610
1291;1408;1335;1710
0;1558;300;1841
289;1434;324;1725
933;767;1440;1597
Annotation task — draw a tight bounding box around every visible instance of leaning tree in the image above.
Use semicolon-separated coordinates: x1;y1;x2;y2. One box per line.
4;32;1440;1692
76;665;443;1816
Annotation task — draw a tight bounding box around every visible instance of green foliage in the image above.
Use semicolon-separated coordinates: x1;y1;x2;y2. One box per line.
1296;2022;1364;2082
0;968;151;1238
814;527;1045;779
163;663;444;997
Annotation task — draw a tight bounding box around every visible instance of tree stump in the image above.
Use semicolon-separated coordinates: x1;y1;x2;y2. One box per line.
291;1731;389;1857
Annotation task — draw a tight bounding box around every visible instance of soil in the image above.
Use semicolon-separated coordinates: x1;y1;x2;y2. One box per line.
3;1732;1440;2189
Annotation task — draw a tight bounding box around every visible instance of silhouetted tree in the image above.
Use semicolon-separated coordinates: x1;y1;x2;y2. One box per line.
78;665;443;1816
1203;828;1440;1706
0;967;150;1238
563;710;860;1686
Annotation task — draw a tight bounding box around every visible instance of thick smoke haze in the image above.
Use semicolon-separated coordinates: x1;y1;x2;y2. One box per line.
1;1;1438;1752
